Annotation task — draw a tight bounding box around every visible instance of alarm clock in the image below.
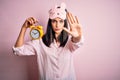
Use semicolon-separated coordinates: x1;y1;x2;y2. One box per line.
29;25;44;40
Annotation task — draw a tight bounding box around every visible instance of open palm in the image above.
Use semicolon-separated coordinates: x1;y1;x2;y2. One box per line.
63;12;82;38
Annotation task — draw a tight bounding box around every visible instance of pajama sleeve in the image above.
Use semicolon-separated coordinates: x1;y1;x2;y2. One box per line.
69;35;84;52
12;40;39;56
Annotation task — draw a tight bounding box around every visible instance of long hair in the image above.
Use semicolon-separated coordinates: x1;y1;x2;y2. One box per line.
42;19;68;47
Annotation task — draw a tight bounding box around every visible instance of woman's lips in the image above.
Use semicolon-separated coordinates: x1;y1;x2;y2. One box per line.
55;28;61;31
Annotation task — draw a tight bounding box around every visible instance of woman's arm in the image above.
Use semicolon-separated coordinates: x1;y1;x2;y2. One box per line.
14;17;37;47
14;27;27;47
13;17;38;56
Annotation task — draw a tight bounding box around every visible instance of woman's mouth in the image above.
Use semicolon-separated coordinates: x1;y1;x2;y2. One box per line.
55;28;61;31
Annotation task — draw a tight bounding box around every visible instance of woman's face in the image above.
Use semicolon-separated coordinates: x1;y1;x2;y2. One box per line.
51;17;64;35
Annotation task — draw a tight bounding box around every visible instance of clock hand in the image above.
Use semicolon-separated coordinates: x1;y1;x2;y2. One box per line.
32;32;35;35
34;32;37;35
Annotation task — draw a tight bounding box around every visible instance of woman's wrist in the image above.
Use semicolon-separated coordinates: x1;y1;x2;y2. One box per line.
71;35;81;43
21;26;27;31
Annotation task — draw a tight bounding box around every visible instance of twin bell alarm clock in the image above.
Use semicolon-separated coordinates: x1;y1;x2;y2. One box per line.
29;23;44;40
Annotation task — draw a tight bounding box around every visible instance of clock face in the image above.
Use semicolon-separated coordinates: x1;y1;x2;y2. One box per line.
30;29;40;39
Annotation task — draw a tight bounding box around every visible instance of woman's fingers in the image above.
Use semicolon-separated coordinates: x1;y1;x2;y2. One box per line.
66;13;72;24
67;12;78;24
75;16;79;24
26;17;37;25
69;13;76;23
23;17;38;28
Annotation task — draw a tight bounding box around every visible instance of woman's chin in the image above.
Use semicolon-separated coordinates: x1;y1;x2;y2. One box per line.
55;30;62;35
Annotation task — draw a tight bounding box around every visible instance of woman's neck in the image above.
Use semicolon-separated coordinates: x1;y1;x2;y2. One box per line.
55;33;60;46
55;33;59;38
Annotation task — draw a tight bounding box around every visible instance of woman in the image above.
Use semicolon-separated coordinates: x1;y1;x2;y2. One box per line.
13;3;84;80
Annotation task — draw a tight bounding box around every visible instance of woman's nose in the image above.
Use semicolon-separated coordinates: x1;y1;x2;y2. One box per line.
56;22;60;27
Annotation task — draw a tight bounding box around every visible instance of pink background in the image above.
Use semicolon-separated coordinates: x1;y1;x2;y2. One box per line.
0;0;120;80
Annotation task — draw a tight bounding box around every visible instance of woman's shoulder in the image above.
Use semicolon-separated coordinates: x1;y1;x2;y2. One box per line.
27;39;42;47
31;39;40;43
35;38;48;48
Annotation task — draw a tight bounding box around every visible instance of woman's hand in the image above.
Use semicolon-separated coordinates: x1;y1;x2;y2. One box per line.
22;17;37;29
63;12;82;43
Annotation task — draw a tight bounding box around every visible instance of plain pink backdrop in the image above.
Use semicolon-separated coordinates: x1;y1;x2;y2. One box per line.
0;0;120;80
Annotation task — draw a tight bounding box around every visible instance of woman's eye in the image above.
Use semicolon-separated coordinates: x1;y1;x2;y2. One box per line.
52;19;64;23
60;20;64;23
52;20;57;23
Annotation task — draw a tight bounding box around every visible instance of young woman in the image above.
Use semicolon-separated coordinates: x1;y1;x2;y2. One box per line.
13;3;84;80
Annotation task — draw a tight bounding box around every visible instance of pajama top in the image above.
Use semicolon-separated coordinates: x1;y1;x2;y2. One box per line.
13;36;84;80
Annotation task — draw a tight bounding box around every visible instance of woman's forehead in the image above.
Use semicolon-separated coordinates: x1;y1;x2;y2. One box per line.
52;17;64;21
